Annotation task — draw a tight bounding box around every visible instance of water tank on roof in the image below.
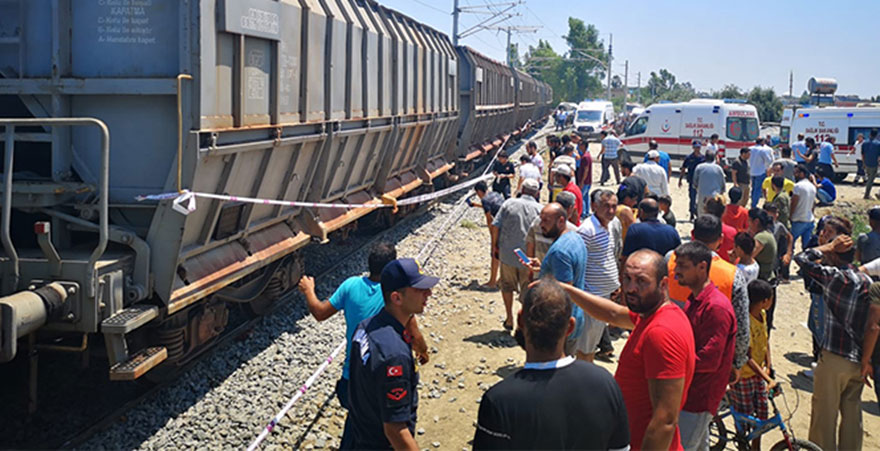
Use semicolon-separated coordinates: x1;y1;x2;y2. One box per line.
808;77;838;95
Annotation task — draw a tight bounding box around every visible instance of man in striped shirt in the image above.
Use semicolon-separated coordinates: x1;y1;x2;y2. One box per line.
574;189;623;361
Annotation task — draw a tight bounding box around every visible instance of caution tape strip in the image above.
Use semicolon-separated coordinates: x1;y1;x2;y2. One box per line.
135;174;493;216
246;341;346;451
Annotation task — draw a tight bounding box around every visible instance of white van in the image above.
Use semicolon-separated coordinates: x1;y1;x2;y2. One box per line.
622;99;760;169
781;106;880;180
573;100;615;140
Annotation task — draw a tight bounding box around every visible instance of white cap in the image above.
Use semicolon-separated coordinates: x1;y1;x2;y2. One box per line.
521;178;540;193
647;150;660;159
552;164;573;177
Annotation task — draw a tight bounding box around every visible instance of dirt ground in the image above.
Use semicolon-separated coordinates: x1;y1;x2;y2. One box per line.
319;133;880;450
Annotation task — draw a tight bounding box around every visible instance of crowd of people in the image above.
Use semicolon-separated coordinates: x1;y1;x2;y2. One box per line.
294;129;880;450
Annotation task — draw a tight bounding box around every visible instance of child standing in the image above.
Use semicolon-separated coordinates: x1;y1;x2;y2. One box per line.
729;279;777;451
733;232;760;283
659;194;676;226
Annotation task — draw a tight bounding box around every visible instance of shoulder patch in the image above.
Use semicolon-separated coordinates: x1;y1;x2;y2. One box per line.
387;365;403;377
353;328;370;364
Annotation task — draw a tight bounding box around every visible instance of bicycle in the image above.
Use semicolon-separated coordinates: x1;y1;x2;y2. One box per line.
709;384;821;451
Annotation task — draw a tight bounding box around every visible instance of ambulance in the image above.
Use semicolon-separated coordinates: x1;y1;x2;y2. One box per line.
573;100;615;140
621;99;760;169
781;106;880;181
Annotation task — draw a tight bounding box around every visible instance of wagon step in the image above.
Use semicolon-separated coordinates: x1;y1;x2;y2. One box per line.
109;346;167;381
101;304;159;334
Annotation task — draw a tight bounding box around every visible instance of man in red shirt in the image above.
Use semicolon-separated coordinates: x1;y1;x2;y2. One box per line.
722;186;750;233
553;164;583;223
704;195;737;263
672;242;737;451
561;250;695;450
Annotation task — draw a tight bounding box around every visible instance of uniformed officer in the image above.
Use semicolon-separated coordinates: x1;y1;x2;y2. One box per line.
345;258;439;450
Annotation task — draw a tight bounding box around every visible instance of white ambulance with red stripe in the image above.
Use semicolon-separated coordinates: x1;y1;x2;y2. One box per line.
621;99;760;169
781;106;880;180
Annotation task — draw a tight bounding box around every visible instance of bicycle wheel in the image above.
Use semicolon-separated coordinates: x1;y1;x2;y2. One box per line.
769;438;823;451
709;416;728;451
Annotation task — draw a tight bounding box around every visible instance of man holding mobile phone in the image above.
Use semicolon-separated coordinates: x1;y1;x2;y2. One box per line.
521;203;587;349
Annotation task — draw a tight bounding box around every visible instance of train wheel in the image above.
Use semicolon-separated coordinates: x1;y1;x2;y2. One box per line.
246;255;303;317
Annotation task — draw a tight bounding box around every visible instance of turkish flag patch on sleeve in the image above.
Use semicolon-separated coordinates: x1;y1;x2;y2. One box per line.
386;365;403;377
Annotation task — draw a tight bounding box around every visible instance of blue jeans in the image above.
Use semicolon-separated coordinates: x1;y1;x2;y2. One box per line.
791;221;814;252
750;175;764;208
817;189;833;204
581;184;591;219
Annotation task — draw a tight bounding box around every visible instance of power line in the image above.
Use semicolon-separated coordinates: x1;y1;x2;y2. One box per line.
412;0;450;14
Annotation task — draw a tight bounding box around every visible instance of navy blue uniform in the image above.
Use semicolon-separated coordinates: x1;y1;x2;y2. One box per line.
346;309;419;449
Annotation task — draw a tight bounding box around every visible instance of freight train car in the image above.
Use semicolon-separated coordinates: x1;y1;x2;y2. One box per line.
0;0;549;394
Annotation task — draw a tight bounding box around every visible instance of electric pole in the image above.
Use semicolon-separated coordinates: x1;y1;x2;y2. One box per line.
452;0;460;46
606;34;612;101
623;59;629;108
789;70;793;99
637;72;641;104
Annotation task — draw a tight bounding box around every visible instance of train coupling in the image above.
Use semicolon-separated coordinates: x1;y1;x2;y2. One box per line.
0;283;70;363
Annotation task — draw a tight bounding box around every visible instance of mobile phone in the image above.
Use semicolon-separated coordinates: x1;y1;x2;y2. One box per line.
513;248;529;264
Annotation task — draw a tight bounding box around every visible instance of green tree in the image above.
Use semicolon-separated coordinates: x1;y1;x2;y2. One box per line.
715;84;744;99
560;18;606;101
507;43;520;69
747;87;783;122
522;39;564;103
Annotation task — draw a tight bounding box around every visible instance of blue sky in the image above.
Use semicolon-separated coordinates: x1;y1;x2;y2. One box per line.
380;0;879;98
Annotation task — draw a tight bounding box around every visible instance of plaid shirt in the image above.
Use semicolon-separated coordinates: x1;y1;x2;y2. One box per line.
794;248;873;363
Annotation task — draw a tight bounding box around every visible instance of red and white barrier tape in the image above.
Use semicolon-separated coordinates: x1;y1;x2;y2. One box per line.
136;174;494;216
246;341;346;451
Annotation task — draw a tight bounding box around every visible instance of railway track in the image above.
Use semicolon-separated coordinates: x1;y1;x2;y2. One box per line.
20;124;550;450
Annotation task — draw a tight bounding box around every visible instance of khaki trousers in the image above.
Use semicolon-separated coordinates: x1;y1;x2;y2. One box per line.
809;349;864;451
736;182;750;206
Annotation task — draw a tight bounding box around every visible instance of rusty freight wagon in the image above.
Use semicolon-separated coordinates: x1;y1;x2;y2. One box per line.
0;0;550;395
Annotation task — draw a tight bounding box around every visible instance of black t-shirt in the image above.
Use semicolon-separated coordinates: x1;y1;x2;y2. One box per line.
348;309;419;449
730;157;750;183
492;160;515;191
481;191;504;217
620;175;647;202
473;359;629;450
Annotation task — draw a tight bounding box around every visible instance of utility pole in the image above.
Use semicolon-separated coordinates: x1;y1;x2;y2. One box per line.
623;59;629;108
789;70;793;99
506;27;511;66
452;0;460;46
637;72;641;104
606;34;612;101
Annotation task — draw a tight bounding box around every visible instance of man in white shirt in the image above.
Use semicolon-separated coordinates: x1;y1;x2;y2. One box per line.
748;138;775;208
598;131;622;185
516;154;542;196
634;150;669;196
790;164;818;251
706;133;721;156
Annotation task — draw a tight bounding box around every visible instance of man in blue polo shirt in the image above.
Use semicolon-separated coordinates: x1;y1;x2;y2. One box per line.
642;140;671;178
523;203;587;347
623;198;681;258
346;258;440;450
298;244;427;449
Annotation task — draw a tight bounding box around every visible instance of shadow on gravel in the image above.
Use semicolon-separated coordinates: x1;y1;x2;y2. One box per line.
463;331;518;349
787;372;814;394
292;389;337;449
784;352;814;368
460;280;499;293
494;364;520;379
